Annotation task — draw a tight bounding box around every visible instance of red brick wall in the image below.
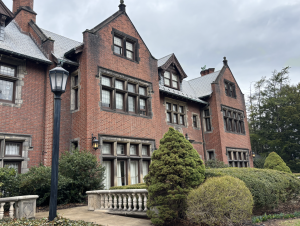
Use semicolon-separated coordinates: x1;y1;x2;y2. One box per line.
14;10;36;33
13;0;34;14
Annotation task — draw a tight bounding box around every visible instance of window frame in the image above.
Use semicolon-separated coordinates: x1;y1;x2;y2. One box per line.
102;142;113;155
224;79;236;98
130;144;138;156
0;63;17;104
3;161;21;174
203;109;212;132
227;148;250;168
142;145;149;156
4;142;22;157
165;101;186;126
192;115;198;128
222;106;246;135
163;71;180;90
71;74;79;111
117;143;126;156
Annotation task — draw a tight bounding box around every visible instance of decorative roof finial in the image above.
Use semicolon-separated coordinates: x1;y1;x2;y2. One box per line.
223;56;228;66
120;0;124;4
119;0;126;12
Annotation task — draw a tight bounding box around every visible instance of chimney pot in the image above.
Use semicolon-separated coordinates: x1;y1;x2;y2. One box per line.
13;0;34;14
200;68;215;76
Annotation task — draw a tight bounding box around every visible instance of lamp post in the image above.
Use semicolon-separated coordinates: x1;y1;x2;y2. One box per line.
48;64;69;221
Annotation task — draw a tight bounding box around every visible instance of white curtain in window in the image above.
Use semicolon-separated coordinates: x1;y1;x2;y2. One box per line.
117;161;122;186
102;161;111;189
102;143;111;154
130;161;138;185
4;162;19;171
142;161;149;183
142;146;148;156
130;145;136;155
5;143;20;156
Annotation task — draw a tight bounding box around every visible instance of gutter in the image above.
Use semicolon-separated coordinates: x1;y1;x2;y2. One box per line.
159;89;208;105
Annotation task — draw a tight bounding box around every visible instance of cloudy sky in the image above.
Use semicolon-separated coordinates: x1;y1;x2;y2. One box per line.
3;0;300;98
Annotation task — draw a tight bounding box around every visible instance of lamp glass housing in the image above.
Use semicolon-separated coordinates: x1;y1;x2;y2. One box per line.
49;66;69;94
92;137;99;150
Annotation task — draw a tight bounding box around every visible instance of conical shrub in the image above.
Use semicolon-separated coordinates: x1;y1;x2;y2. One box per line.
264;152;292;173
145;127;205;225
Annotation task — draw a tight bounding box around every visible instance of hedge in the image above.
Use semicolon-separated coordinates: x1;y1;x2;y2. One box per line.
205;168;300;209
110;183;147;190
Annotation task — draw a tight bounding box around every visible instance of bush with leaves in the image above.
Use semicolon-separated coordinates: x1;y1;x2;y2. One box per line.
205;159;229;168
59;149;106;203
145;127;205;226
0;167;20;198
110;183;146;190
19;165;73;206
206;168;300;210
253;155;266;169
187;176;253;226
264;152;292;173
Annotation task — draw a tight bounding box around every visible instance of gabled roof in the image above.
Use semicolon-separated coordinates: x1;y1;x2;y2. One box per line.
0;21;51;64
0;1;14;26
185;70;221;98
157;53;188;79
41;28;83;65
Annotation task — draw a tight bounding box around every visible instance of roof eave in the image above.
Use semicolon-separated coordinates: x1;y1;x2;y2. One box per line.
159;89;208;105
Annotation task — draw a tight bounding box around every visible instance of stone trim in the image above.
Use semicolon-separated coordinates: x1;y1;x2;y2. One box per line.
0;133;32;173
206;149;215;160
202;107;213;133
191;112;201;130
0;55;27;108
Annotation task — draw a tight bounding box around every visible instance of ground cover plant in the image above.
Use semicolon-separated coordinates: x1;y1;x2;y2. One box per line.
145;128;205;226
264;152;292;173
252;211;300;224
0;217;101;226
187;175;253;226
205;168;300;210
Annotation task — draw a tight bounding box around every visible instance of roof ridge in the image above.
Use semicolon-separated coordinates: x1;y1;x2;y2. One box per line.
40;28;82;44
157;53;173;60
186;70;221;82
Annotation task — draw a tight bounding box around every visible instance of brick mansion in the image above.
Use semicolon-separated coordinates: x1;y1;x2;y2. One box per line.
0;0;252;189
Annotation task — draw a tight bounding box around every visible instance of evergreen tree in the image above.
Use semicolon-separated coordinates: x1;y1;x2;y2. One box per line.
145;128;205;225
264;152;292;173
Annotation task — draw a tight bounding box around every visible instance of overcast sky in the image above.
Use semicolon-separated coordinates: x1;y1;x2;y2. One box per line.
4;0;300;98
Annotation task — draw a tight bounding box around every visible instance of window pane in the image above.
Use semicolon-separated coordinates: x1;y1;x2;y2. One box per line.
172;81;178;89
179;106;184;113
103;161;111;189
0;79;13;101
167;112;171;122
101;90;111;107
164;71;170;79
128;96;136;112
172;74;178;82
164;78;170;86
126;42;133;51
140;99;146;110
173;114;178;124
142;146;148;156
139;87;146;95
130;145;137;155
4;162;19;172
126;51;133;59
130;161;139;185
117;144;125;155
114;36;122;46
193;116;197;127
5;143;20;156
114;46;122;55
128;84;135;93
180;115;184;125
173;105;177;112
204;110;210;117
102;76;111;86
117;161;126;186
0;65;15;77
115;80;123;90
116;93;124;110
142;161;149;183
102;143;111;154
166;103;171;110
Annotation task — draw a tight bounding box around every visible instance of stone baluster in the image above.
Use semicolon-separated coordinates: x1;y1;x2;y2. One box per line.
114;194;118;210
143;193;147;211
100;194;104;209
132;194;137;211
118;193;123;210
0;203;5;220
127;194;132;211
123;194;127;211
105;194;109;209
108;194;112;209
9;202;15;219
138;193;142;211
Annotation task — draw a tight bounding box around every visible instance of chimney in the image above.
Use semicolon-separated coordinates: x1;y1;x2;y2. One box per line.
13;0;34;14
200;68;215;76
13;0;37;33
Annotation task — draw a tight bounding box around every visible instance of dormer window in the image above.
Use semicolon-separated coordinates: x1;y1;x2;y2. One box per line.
164;71;179;90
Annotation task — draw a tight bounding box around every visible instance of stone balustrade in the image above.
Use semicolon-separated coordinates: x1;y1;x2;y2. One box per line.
0;195;39;220
86;189;148;216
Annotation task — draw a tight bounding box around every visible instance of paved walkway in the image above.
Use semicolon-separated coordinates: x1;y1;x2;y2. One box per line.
36;206;152;226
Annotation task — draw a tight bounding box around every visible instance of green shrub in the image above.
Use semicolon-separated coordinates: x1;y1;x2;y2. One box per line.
264;152;292;173
0;217;101;225
145;128;205;226
253;156;266;169
206;168;300;210
187;176;253;225
205;159;229;168
0;167;20;198
110;183;147;190
59;149;105;203
19;165;73;206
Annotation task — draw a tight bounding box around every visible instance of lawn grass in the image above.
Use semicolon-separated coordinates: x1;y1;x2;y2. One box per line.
279;218;300;226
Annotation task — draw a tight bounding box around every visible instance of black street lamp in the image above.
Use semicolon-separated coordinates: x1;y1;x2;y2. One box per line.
48;64;69;221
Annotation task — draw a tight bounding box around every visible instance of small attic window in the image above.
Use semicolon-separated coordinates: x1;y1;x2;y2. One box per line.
164;71;179;90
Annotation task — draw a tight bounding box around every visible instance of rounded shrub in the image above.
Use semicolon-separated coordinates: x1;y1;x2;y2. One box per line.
205;159;229;168
264;152;292;173
145;127;205;226
187;176;253;226
205;168;300;210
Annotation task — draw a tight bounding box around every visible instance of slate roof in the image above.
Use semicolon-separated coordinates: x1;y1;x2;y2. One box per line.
185;70;221;98
0;21;51;64
157;54;172;68
41;28;83;65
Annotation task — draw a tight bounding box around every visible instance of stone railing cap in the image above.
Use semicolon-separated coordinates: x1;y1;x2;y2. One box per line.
86;189;148;194
0;195;39;202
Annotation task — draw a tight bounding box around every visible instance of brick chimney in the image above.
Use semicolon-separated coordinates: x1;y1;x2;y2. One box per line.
200;68;215;76
13;0;36;33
